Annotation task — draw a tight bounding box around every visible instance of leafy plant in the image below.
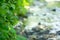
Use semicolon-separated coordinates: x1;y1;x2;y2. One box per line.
0;0;29;40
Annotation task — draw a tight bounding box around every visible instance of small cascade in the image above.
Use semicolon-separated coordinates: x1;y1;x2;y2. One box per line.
23;0;60;40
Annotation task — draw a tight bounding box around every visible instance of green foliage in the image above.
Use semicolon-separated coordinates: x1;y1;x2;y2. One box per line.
0;0;27;40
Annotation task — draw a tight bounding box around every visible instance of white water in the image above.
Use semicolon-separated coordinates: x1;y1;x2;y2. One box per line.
25;0;60;34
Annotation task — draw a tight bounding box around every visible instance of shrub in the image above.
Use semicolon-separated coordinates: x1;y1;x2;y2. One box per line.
0;0;29;40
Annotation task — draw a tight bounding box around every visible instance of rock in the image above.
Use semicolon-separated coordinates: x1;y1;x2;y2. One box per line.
28;35;37;40
22;29;34;38
22;24;51;40
14;21;23;35
32;27;41;32
42;30;50;34
56;31;60;35
52;8;56;12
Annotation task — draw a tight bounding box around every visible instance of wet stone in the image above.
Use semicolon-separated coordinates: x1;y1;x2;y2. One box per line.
56;31;60;35
38;22;41;25
43;30;50;34
43;14;46;16
52;9;56;12
32;27;40;32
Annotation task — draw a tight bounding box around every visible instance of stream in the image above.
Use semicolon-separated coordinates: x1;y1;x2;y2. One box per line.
14;0;60;40
23;0;60;40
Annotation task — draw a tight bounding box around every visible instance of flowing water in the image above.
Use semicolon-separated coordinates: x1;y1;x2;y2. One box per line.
25;1;60;32
24;0;60;40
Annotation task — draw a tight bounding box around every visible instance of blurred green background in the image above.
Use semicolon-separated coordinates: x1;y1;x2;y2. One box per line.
0;0;29;40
